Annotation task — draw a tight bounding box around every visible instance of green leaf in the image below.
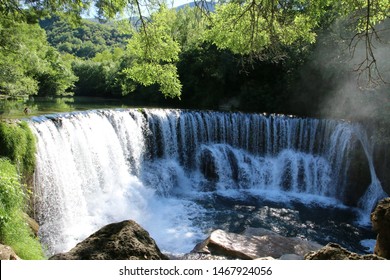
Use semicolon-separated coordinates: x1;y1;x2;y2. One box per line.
123;5;182;98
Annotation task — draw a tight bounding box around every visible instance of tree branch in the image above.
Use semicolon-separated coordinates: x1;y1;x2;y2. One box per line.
348;0;387;88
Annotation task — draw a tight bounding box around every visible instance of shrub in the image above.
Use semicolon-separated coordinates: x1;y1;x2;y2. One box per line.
0;158;44;259
0;121;36;177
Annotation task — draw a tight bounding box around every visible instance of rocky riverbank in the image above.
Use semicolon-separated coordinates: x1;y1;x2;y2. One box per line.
187;227;322;260
49;198;390;260
2;198;389;260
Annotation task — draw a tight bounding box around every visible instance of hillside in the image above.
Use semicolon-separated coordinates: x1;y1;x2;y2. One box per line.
40;17;130;58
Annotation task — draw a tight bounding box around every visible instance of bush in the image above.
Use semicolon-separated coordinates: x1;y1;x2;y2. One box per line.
0;158;23;224
0;121;36;177
0;158;44;259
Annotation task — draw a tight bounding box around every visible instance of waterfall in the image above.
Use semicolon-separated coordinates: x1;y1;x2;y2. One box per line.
354;125;388;224
29;109;386;255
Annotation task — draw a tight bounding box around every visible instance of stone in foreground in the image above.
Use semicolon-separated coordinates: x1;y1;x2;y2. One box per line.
191;228;322;259
371;197;390;259
50;220;168;260
304;243;384;260
0;244;21;260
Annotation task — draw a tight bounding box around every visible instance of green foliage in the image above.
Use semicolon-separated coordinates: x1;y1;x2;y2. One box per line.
94;0;129;19
177;43;291;112
124;5;182;98
72;47;128;96
41;17;130;59
205;3;270;54
0;158;44;259
0;158;23;223
0;0;389;102
2;1;390;56
340;0;390;31
37;47;78;96
39;16;132;97
0;20;42;96
174;6;207;51
204;1;324;55
0;121;36;177
0;19;76;97
0;0;90;24
72;59;113;96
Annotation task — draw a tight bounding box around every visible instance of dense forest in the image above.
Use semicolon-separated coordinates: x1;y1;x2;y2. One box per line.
0;1;389;139
0;1;388;119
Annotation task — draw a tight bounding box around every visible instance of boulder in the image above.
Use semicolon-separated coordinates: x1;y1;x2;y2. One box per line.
199;148;219;182
371;197;390;259
255;256;275;260
279;254;304;260
179;253;230;260
0;244;21;260
304;243;384;260
373;143;390;196
191;227;322;260
49;220;168;260
22;213;39;237
344;141;371;206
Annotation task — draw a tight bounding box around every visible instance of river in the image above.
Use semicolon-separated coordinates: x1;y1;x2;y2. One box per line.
27;108;387;257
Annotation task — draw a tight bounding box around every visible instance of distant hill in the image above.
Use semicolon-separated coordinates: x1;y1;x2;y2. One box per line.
40;17;130;58
175;1;216;12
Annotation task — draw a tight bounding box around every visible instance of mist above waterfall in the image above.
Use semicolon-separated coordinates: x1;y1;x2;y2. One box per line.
291;19;390;124
324;21;389;121
309;20;390;214
29;109;381;256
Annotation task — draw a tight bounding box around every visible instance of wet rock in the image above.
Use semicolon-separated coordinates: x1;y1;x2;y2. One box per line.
191;228;322;259
279;254;304;260
371;197;390;259
49;220;168;260
344;141;371;207
23;213;39;237
304;243;384;260
373;142;390;196
199;148;219;182
0;244;21;260
255;256;275;260
179;253;229;260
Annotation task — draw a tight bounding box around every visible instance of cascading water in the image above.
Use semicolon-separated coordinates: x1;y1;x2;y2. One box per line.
29;109;387;256
354;126;388;224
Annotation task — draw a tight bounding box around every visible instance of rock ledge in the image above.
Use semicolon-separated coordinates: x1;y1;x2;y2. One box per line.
50;220;168;260
191;227;322;260
0;244;21;260
304;243;384;260
371;197;390;259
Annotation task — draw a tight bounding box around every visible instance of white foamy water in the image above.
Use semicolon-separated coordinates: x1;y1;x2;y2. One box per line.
29;109;386;255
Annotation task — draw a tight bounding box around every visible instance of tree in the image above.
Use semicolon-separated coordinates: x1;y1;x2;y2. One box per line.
41;17;130;58
174;5;207;51
1;0;389;97
204;1;319;55
0;18;76;97
72;48;128;96
341;0;390;86
203;0;388;84
123;5;182;98
37;47;78;96
127;0;389;94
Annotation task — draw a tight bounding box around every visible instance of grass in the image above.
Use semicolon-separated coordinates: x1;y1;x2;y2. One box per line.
0;157;45;259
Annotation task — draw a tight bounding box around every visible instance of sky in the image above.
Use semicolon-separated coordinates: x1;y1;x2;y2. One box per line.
170;0;194;7
82;0;195;18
